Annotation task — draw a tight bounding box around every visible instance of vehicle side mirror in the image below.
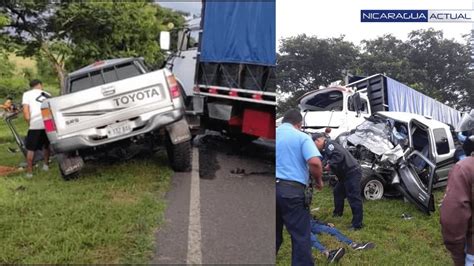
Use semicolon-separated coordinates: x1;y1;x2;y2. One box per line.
353;92;362;114
160;31;171;51
177;29;189;51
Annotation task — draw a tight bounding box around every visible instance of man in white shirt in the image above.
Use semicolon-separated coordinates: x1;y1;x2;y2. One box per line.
22;79;51;178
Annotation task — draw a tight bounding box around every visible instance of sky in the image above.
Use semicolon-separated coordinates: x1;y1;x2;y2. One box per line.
156;1;202;16
156;1;472;47
277;0;473;48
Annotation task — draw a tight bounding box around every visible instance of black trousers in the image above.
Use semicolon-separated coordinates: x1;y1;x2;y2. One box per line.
333;170;363;228
276;181;313;266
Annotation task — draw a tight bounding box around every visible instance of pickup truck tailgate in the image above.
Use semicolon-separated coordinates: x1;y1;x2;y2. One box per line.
48;70;173;137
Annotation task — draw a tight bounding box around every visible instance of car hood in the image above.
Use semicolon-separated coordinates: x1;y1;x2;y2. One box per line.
345;118;406;164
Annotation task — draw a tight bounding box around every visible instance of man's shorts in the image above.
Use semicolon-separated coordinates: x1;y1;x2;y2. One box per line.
25;129;50;151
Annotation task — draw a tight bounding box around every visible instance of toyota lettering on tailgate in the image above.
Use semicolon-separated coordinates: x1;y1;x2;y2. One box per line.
113;88;160;107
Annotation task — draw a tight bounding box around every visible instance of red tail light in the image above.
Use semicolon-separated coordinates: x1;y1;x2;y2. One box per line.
41;107;56;132
229;89;238;97
209;87;218;94
44;120;56;132
166;74;181;99
252;93;263;100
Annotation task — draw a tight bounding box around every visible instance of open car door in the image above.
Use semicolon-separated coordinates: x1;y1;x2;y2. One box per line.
4;110;44;163
395;119;436;214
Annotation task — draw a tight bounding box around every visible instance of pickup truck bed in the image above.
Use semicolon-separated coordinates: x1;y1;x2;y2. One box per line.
45;70;182;152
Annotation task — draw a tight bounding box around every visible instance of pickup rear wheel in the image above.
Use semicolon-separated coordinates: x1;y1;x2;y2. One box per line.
165;138;192;172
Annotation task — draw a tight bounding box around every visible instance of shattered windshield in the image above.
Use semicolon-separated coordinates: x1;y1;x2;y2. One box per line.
300;90;344;111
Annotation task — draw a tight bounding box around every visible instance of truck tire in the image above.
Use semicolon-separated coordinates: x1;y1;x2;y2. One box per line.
166;138;192;172
360;170;385;200
56;153;83;181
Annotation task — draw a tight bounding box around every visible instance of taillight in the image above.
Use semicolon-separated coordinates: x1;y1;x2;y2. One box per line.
252;93;263;101
166;74;181;99
41;107;56;132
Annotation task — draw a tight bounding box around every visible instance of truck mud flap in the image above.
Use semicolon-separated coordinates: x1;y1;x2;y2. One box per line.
166;118;192;145
57;153;84;175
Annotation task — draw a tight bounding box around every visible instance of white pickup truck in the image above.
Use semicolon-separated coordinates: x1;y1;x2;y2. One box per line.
41;57;192;180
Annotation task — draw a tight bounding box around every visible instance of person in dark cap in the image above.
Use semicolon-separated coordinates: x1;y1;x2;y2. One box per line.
312;132;363;230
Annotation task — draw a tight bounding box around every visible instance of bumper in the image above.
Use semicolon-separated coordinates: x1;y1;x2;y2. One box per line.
50;108;184;153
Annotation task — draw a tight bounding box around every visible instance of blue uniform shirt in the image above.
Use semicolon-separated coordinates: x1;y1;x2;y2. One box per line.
276;123;321;185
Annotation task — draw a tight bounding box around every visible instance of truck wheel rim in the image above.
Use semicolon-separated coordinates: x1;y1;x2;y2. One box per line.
364;180;384;200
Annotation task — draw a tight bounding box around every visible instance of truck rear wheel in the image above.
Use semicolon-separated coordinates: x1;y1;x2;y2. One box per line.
165;138;192;172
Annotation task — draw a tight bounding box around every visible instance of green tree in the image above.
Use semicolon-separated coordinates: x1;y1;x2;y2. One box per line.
276;34;359;115
357;29;472;109
55;2;170;71
357;34;413;81
277;29;472;114
36;54;58;85
1;2;185;93
1;2;68;91
405;29;471;108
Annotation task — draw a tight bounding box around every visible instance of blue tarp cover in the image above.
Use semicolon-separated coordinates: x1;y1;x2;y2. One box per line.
386;77;462;127
200;1;276;66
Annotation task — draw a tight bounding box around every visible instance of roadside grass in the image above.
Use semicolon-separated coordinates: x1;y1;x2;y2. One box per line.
0;113;28;144
276;187;451;265
4;53;60;99
0;127;172;263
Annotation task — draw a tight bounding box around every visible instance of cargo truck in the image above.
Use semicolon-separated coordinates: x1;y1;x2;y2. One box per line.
167;1;276;141
300;73;463;139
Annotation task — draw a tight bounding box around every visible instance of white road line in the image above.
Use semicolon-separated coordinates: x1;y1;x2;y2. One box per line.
187;147;202;264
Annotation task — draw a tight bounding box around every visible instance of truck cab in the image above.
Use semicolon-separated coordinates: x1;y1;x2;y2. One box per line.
171;1;276;142
165;18;200;100
299;86;371;138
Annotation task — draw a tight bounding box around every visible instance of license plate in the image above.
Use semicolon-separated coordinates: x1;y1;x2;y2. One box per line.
106;121;133;138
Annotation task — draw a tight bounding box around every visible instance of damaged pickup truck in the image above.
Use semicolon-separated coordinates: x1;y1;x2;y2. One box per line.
41;57;192;180
338;112;456;213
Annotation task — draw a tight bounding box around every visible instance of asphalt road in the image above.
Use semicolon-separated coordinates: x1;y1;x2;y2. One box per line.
153;134;275;264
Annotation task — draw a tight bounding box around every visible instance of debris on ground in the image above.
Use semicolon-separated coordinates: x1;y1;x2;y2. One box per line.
0;165;20;176
401;213;413;220
230;168;274;177
14;185;26;191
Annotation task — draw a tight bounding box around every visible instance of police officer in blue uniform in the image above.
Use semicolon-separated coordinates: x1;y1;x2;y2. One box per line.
276;109;324;266
312;133;363;230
